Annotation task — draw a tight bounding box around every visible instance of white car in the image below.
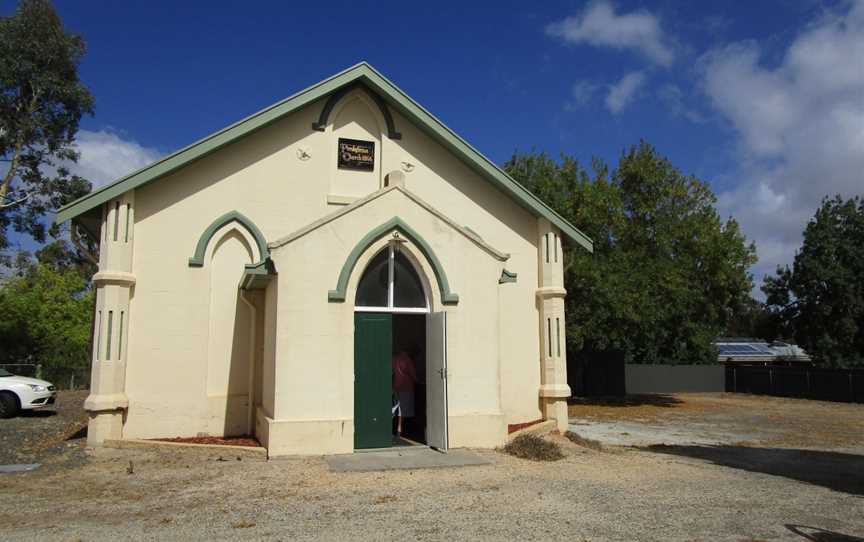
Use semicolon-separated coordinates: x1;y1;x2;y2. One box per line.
0;368;57;418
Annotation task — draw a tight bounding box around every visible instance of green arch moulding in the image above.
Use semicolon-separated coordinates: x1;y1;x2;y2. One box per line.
328;217;458;305
188;210;269;267
311;83;402;139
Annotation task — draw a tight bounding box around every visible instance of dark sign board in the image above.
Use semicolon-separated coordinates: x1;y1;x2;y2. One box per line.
338;138;375;171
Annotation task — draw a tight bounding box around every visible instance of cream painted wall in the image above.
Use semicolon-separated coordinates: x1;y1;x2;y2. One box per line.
122;87;544;442
329;92;384;197
205;231;253;436
268;188;505;453
382;109;542;425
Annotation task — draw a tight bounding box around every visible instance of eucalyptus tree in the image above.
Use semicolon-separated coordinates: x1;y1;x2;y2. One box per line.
764;195;864;367
505;142;756;364
0;0;94;262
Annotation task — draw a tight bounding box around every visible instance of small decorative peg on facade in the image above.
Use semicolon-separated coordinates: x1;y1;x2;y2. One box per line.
296;147;311;161
400;161;415;173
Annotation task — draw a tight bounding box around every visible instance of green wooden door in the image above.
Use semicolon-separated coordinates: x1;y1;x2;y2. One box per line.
354;312;393;449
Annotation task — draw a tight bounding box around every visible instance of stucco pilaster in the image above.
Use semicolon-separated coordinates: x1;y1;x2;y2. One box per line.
536;218;570;432
85;191;135;446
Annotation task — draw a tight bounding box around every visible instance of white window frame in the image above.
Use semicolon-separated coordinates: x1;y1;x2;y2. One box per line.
355;243;429;314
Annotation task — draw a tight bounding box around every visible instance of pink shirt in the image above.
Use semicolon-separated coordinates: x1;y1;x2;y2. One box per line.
392;352;417;392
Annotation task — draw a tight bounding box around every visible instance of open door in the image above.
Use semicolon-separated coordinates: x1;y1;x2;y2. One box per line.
426;311;449;451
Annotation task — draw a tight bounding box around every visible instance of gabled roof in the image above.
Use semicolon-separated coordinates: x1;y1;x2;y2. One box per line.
55;62;593;252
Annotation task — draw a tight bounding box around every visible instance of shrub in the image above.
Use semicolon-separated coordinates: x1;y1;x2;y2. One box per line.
502;433;564;461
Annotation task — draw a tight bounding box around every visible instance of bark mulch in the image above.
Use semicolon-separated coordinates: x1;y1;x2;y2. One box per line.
152;436;261;447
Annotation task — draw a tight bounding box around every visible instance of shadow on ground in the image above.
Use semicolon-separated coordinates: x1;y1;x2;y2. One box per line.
786;524;864;542
645;444;864;496
17;410;57;419
67;425;87;440
568;394;684;408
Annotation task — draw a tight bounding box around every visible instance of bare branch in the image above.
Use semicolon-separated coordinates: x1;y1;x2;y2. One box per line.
0;191;31;209
71;225;99;267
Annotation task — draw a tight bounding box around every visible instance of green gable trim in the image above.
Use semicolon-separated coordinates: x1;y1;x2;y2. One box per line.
499;269;518;284
328;217;459;305
54;62;592;253
188;211;269;267
312;83;401;139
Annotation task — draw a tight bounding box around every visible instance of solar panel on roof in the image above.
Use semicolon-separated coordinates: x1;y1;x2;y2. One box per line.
716;342;775;356
715;339;783;361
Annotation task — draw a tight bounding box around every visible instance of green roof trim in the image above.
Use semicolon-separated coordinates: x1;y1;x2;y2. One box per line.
188;210;269;267
312;83;401;139
54;62;593;252
240;260;276;290
328;216;459;305
499;269;518;284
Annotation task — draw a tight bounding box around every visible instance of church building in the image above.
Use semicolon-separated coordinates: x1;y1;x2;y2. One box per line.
56;63;593;456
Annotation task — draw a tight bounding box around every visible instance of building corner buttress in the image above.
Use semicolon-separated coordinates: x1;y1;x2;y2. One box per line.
536;219;570;432
84;192;135;446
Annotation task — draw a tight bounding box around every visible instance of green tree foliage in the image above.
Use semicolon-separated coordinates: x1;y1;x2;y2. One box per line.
505;142;757;364
0;0;94;262
723;296;777;341
0;260;93;370
763;195;864;367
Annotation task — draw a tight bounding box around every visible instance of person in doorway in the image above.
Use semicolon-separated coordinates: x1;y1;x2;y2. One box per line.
392;350;418;438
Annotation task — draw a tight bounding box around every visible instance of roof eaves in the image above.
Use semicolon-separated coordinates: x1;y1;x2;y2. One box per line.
55;62;593;253
358;65;593;252
54;62;374;224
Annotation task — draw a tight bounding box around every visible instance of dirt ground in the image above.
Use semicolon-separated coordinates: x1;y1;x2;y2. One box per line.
568;393;864;451
1;392;862;542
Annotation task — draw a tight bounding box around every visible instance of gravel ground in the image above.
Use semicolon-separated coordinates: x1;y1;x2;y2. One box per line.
1;392;862;541
1;433;862;541
0;389;89;469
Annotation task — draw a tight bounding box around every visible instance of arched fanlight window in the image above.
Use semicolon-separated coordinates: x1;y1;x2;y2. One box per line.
355;244;428;313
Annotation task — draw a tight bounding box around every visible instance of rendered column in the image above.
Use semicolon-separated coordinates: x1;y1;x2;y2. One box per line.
536;219;571;432
84;192;135;446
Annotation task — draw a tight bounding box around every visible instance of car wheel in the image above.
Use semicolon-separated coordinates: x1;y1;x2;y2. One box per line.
0;391;20;419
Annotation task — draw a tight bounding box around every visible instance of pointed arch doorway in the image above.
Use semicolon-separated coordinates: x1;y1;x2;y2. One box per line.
353;241;449;451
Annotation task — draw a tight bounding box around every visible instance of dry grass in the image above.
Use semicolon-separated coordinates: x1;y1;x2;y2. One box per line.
568;392;864;450
567;393;715;422
501;434;564;461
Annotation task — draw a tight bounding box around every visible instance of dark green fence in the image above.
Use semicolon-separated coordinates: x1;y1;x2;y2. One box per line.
726;365;864;403
568;349;626;397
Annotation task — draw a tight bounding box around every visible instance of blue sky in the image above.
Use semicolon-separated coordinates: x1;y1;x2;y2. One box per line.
5;0;863;289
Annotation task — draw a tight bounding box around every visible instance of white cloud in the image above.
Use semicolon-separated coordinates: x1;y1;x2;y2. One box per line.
546;1;674;66
605;71;646;114
658;83;706;123
704;1;864;286
67;130;161;189
564;80;600;111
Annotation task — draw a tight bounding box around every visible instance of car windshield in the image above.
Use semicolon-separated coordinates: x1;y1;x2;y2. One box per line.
0;368;13;377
